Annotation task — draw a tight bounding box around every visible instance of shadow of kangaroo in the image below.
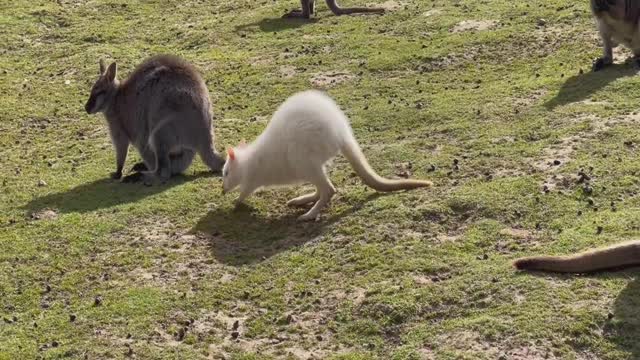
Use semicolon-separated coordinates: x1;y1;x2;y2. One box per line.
609;277;640;358
543;63;637;109
192;191;388;265
22;172;211;214
85;55;225;185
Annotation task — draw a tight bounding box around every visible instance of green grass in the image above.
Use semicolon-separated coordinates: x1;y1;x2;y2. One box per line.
1;0;640;358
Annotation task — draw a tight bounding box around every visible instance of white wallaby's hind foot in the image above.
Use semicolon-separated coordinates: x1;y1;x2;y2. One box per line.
287;191;320;207
297;172;336;221
297;192;332;221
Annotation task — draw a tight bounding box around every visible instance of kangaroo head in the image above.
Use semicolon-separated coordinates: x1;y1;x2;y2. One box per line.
221;143;247;194
85;59;119;114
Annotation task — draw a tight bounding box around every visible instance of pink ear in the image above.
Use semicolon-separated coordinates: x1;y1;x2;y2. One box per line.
227;147;235;161
238;139;246;148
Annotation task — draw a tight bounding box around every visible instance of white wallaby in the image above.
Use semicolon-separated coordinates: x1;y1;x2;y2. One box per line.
221;90;432;221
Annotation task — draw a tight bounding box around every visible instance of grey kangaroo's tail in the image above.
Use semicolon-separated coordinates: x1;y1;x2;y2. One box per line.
325;0;385;15
513;241;640;273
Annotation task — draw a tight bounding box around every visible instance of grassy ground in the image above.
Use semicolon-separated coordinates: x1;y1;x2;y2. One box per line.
1;0;640;358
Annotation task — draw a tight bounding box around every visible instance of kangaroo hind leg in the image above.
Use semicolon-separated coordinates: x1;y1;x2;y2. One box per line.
297;168;336;221
287;191;320;207
283;0;313;18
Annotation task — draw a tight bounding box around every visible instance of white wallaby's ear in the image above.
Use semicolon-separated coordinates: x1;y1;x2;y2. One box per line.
239;139;246;148
99;59;106;75
105;62;117;81
227;147;236;161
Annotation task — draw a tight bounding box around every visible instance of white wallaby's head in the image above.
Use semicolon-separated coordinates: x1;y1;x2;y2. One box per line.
85;59;119;114
222;140;247;194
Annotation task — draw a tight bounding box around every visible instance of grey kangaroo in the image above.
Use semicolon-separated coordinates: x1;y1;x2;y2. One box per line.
283;0;384;18
591;0;640;70
85;55;225;184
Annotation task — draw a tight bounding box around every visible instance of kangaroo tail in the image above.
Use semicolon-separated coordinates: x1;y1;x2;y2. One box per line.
340;135;432;192
325;0;385;14
513;241;640;273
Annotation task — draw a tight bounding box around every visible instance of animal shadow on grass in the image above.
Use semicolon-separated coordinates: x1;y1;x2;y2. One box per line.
544;63;637;109
608;276;640;359
191;192;386;266
234;17;317;33
22;172;213;214
518;271;639;358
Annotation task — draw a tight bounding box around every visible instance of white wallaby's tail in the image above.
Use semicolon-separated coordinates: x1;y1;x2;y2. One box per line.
340;137;432;192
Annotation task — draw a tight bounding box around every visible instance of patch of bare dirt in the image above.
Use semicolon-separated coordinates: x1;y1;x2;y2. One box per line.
514;89;548;108
492;168;529;180
206;287;361;359
533;24;576;42
533;113;640;172
278;65;297;79
413;272;450;286
376;0;404;11
29;208;58;221
612;46;637;64
541;173;582;193
99;218;231;292
435;331;560;359
416;32;563;74
452;20;497;33
496;226;538;254
423;9;442;17
435;233;461;243
309;72;355;88
499;228;532;239
249;56;274;67
579;99;611;106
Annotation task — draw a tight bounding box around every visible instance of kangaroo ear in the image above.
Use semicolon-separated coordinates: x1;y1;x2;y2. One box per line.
105;62;117;82
99;59;106;75
227;147;235;161
238;139;246;147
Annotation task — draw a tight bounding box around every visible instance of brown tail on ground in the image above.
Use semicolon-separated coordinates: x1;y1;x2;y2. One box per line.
326;0;385;15
513;241;640;273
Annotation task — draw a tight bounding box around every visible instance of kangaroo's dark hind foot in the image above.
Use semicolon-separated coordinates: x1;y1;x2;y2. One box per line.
592;56;613;71
121;172;145;183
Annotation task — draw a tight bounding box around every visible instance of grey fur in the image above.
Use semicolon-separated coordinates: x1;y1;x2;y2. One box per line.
591;0;640;70
85;55;224;184
283;0;384;19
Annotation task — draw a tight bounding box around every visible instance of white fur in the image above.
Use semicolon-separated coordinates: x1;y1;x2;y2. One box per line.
222;90;431;221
